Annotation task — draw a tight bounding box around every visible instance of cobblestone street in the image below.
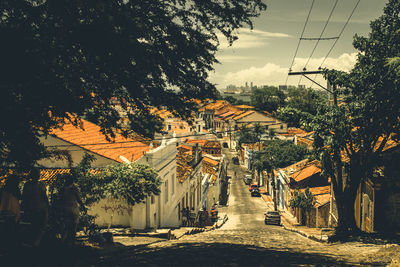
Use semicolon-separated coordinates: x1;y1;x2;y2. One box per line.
93;148;398;266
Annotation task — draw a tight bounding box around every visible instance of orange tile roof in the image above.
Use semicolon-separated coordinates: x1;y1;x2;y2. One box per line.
300;185;330;196
219;111;236;118
177;144;192;152
235;105;255;109
280;159;310;173
50;119;150;163
176;150;193;183
186;139;208;146
314;193;331;207
287;128;308;136
290;164;321;182
203;156;219;166
198;101;228;112
233;110;255;121
297;137;314;147
204;141;221;149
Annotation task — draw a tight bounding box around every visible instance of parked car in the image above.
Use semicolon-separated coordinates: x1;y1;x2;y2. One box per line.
222;142;229;148
248;183;258;191
264;211;281;225
243;175;252;185
250;188;261;197
232;156;239;165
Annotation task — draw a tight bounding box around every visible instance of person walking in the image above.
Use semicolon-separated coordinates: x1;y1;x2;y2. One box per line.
62;176;85;246
22;168;49;247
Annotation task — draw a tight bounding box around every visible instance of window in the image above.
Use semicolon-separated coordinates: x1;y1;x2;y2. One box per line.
164;181;168;203
171;174;175;195
265;125;269;130
280;125;283;129
151;195;155;204
168;125;171;130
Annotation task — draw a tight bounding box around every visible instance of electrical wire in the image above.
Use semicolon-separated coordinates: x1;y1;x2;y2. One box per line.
308;0;361;88
285;0;316;86
299;0;339;88
318;0;361;68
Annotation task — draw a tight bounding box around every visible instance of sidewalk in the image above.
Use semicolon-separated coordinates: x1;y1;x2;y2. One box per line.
261;193;332;242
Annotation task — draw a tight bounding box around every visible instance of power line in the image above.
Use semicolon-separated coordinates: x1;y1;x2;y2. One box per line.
300;0;339;87
304;0;339;69
308;0;361;88
285;0;316;86
319;0;361;68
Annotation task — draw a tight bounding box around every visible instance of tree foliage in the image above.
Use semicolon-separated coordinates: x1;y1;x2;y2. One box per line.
311;0;400;233
251;86;285;112
0;0;266;168
254;140;310;171
276;106;312;129
102;162;161;206
236;123;265;150
289;188;315;210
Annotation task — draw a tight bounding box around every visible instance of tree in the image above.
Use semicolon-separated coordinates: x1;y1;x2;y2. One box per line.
235;123;265;150
0;0;267;169
47;153;161;234
256;140;310;170
286;87;325;115
312;0;400;235
276;106;312;128
251;86;285;112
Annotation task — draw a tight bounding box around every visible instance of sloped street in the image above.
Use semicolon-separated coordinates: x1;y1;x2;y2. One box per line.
93;148;398;266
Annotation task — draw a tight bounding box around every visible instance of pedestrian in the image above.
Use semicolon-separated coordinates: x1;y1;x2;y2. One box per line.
22;168;49;247
181;207;187;226
188;208;196;227
62;176;85;246
210;204;218;224
0;174;21;247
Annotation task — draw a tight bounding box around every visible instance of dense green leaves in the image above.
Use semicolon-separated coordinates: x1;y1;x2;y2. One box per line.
289;188;315;210
251;86;285;112
254;140;310;172
103;163;161;206
0;0;266;168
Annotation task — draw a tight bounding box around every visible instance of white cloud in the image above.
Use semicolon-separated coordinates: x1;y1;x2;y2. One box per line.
216;29;292;50
216;55;251;63
209;53;358;88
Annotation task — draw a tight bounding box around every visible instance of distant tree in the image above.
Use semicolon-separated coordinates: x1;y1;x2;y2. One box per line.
251;86;285;112
286;87;324;115
236;123;265;150
256;140;310;170
276;106;312;128
0;0;266;169
289;188;315;210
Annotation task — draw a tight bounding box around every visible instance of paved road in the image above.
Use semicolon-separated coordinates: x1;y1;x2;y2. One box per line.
94;148;392;266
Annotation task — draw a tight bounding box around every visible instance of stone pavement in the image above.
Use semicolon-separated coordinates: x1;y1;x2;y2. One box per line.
260;192;332;242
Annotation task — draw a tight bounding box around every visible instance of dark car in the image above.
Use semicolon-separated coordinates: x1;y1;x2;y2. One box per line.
248;183;258;191
250;188;261;197
265;211;281;225
243;175;252;185
232;156;239;165
222;142;229;148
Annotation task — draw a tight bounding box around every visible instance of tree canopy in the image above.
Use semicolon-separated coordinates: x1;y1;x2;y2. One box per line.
311;0;400;233
250;86;285;112
0;0;266;169
254;140;310;171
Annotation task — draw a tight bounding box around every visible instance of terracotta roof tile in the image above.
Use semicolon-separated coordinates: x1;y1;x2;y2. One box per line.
186;139;208;146
290;164;321;182
50;119;149;163
176;150;193;183
233;110;255;121
235;105;255;109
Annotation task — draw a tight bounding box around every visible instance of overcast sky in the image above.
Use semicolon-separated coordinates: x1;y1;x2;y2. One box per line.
208;0;389;90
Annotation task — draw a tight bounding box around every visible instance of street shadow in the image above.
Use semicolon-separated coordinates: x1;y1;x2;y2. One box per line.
94;241;384;266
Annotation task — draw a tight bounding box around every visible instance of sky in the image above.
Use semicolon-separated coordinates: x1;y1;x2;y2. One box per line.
208;0;389;90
